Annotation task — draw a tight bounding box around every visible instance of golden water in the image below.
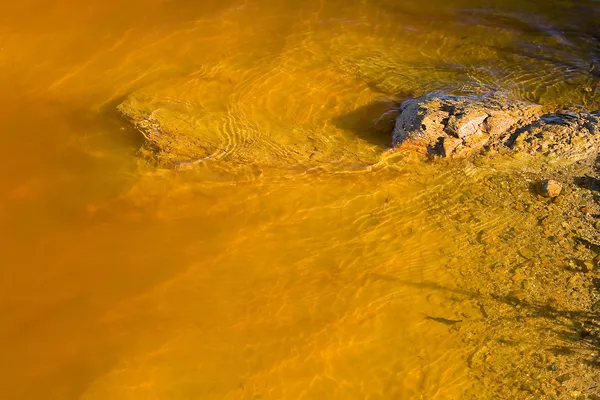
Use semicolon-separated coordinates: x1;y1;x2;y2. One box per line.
1;0;599;399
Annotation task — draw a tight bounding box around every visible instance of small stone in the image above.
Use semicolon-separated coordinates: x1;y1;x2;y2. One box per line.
522;279;534;290
509;290;527;301
479;230;496;245
540;180;562;198
568;275;580;285
553;196;563;204
491;262;505;270
556;373;572;383
519;248;534;259
520;383;533;392
484;246;498;255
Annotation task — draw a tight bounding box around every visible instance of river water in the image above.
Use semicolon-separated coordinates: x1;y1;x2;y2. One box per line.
0;0;599;399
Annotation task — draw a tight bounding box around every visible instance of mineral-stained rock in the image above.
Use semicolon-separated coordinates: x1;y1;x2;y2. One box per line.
116;71;387;170
540;180;563;198
392;92;542;157
392;93;600;160
509;112;600;159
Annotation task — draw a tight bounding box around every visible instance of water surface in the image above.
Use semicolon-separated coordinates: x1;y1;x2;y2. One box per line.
1;0;599;399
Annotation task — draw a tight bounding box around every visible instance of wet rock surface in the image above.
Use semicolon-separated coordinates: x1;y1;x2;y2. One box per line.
510;111;600;159
393;93;600;160
393;92;542;157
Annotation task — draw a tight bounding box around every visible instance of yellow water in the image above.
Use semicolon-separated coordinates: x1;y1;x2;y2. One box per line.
1;0;599;399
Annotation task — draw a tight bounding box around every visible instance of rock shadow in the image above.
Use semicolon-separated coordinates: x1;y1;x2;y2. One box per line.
95;95;148;150
380;277;600;370
331;100;400;148
575;175;600;192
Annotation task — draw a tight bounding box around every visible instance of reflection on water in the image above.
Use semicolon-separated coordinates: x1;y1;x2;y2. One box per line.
0;0;599;399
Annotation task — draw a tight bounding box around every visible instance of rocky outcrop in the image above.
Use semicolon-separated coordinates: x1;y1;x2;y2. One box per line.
393;93;600;160
509;111;600;159
119;86;600;170
392;93;543;157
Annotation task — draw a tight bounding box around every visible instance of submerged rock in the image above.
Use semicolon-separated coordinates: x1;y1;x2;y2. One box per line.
116;71;387;171
392;93;600;160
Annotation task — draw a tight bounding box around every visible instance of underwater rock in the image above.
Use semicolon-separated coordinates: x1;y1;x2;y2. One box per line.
393;93;600;160
116;72;386;170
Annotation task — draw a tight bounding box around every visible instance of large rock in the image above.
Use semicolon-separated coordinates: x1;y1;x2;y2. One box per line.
509;111;600;159
116;73;386;170
393;93;600;160
392;93;542;157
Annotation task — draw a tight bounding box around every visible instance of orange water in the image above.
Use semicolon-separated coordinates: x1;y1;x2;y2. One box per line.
0;0;598;399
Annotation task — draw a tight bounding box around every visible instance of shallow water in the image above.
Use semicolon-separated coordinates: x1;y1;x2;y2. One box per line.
0;0;599;399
